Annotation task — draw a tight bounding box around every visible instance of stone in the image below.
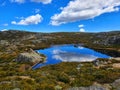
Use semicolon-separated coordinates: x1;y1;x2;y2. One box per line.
15;49;45;63
112;63;120;68
112;79;120;90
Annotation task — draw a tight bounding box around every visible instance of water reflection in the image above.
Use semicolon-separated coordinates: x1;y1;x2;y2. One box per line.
33;44;110;69
52;49;97;62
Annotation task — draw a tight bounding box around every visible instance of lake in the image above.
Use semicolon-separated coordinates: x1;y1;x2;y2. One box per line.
32;44;110;69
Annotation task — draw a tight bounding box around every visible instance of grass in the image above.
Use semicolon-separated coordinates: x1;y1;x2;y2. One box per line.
0;59;120;90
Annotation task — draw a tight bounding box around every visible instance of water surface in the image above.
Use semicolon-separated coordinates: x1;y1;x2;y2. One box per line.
33;44;110;69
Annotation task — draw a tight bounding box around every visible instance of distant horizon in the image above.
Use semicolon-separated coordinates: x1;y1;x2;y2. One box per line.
0;29;120;33
0;0;120;32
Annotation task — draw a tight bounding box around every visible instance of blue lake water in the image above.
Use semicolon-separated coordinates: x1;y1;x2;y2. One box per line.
32;44;110;69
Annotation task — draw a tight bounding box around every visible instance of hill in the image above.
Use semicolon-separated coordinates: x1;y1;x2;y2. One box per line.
0;30;120;90
0;30;120;57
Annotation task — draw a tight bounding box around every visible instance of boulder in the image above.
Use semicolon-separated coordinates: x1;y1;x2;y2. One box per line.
68;85;109;90
112;63;120;68
68;83;111;90
15;49;45;63
112;79;120;90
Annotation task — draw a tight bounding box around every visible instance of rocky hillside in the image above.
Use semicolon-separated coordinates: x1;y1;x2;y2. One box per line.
93;31;120;46
0;30;120;57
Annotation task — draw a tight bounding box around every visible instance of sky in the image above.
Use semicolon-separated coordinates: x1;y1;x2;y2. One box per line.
0;0;120;32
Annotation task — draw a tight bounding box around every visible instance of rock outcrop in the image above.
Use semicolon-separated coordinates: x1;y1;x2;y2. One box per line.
15;49;45;63
112;79;120;90
68;85;110;90
68;79;120;90
112;63;120;68
93;31;120;46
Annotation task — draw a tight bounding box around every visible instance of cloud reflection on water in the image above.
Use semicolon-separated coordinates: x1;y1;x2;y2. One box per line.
52;49;98;62
78;46;84;49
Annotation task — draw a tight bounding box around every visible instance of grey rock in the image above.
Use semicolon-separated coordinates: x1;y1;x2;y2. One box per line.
15;49;44;63
13;88;21;90
93;31;120;46
0;40;9;45
68;83;110;90
68;85;109;90
112;79;120;90
0;81;11;85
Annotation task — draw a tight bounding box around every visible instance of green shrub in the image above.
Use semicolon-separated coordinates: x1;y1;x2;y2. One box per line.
57;73;70;83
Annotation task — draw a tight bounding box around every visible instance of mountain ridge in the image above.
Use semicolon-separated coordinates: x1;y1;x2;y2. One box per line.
0;30;120;57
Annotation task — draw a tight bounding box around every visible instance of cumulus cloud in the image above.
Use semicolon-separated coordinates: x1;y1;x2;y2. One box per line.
10;0;25;4
50;0;120;26
78;24;84;28
31;0;52;4
78;24;85;32
11;21;17;24
79;28;85;32
11;14;43;25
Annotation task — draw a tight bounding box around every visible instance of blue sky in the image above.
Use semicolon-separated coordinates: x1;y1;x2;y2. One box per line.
0;0;120;32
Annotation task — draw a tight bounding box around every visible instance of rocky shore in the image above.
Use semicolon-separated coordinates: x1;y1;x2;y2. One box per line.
14;49;45;64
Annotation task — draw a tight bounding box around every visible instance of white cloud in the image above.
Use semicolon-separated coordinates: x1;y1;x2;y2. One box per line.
50;0;120;26
11;14;43;25
3;23;8;26
10;0;25;3
31;0;52;4
35;9;40;13
78;24;85;32
11;21;17;24
78;24;84;28
15;17;24;19
1;29;8;32
79;28;85;32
